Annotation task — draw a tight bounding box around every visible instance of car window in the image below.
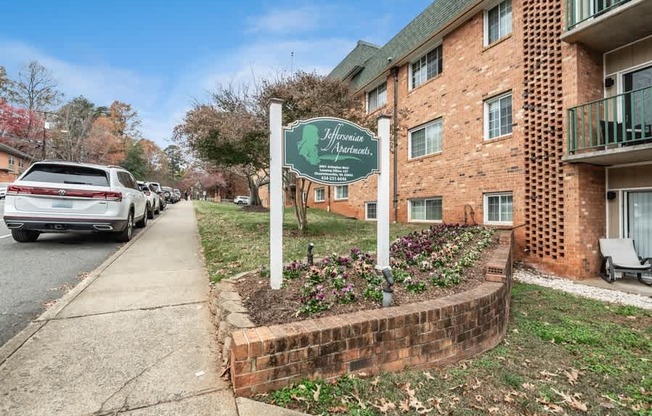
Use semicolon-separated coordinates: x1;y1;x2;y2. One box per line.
21;164;110;186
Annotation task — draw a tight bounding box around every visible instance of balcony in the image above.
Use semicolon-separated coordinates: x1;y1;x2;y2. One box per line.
565;86;652;165
562;0;652;52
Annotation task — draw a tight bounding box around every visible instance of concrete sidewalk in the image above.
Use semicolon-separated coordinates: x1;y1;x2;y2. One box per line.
0;201;305;416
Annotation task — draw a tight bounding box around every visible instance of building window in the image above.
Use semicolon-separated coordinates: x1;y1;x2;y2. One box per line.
484;192;513;224
409;198;442;222
485;0;512;45
334;185;348;200
409;119;442;159
365;202;377;220
485;92;512;139
367;82;387;112
18;159;24;168
315;188;325;202
411;45;443;89
8;156;15;168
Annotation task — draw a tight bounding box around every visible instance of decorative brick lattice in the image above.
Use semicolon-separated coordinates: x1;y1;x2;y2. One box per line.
522;0;565;260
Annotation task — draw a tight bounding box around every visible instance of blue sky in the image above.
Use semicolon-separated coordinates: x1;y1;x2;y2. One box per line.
1;0;432;148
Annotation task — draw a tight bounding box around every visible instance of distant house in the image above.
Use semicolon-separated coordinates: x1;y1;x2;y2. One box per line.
0;142;33;182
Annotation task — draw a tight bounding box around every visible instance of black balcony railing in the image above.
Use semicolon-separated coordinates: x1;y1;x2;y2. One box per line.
566;0;631;30
567;85;652;154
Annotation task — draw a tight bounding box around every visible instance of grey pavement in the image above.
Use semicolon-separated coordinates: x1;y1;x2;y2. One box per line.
0;201;306;416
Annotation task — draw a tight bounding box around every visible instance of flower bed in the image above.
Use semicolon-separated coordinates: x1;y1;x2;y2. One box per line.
286;224;494;316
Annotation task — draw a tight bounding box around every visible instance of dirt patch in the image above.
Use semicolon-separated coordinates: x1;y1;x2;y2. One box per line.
241;205;269;213
235;245;497;327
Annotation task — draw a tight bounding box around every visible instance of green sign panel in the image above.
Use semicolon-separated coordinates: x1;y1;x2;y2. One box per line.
284;117;379;185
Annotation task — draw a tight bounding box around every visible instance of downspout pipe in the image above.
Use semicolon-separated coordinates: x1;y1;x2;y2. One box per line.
390;66;400;223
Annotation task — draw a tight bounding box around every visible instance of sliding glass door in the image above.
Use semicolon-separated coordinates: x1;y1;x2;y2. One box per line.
627;191;652;258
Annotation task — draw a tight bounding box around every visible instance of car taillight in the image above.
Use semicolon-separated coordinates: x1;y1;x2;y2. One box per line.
7;185;122;201
7;185;38;195
94;192;123;202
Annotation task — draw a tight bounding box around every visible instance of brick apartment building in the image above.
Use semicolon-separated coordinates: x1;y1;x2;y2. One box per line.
296;0;652;278
0;142;32;182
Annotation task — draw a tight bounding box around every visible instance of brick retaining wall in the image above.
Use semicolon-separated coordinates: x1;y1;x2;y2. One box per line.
229;234;513;397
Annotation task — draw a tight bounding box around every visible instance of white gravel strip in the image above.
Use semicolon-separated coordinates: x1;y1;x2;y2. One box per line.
513;268;652;311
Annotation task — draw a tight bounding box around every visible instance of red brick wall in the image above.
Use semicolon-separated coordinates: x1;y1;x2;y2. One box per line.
229;233;513;397
320;1;527;244
297;0;610;278
230;281;511;397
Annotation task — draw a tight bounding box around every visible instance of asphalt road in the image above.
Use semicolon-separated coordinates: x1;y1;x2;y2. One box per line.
0;200;145;347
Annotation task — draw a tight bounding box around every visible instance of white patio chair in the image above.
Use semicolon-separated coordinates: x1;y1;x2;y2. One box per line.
599;238;652;286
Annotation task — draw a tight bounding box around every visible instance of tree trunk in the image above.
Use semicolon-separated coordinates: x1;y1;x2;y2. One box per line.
247;175;261;206
293;178;311;232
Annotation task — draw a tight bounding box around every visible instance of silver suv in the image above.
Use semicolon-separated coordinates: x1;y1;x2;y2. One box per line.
3;161;148;243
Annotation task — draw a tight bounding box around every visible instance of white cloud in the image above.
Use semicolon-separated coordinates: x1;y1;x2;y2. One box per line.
0;25;359;150
246;5;326;35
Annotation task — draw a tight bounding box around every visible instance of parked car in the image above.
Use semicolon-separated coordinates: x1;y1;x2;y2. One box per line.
172;189;181;202
162;186;177;203
146;182;166;211
0;182;9;199
137;180;160;218
233;195;250;205
2;162;148;243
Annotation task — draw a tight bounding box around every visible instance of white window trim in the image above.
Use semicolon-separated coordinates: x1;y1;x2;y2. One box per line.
365;201;377;221
408;44;443;90
334;185;348;201
407;197;443;223
366;82;387;113
483;0;512;47
483;192;514;225
484;91;513;140
314;188;325;202
408;118;443;160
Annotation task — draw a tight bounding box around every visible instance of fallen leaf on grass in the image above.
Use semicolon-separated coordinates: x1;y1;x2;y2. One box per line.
539;370;559;378
370;376;381;387
371;398;396;414
403;382;433;414
522;383;536;390
423;371;436;381
313;384;321;402
290;395;307;403
564;368;580;385
399;399;410;412
551;388;588;412
327;405;348;413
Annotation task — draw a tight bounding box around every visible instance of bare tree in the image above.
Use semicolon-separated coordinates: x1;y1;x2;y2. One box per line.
1;61;63;148
50;97;96;162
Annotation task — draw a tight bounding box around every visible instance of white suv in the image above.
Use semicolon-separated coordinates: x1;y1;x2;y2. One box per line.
3;161;148;243
233;195;250;205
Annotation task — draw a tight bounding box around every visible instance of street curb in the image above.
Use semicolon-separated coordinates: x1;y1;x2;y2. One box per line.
0;213;161;366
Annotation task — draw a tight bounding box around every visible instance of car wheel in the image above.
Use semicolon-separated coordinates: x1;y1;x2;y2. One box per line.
147;203;154;219
154;201;160;215
136;207;148;228
116;211;134;242
11;229;40;243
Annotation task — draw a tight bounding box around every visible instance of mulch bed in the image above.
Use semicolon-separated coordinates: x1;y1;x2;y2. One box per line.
234;243;498;327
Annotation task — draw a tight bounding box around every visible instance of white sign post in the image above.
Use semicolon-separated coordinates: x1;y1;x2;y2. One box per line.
377;116;391;269
269;99;284;289
269;109;390;289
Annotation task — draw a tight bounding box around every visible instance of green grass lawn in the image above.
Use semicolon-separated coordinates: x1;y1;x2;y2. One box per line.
193;201;425;282
264;285;652;415
194;201;652;415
